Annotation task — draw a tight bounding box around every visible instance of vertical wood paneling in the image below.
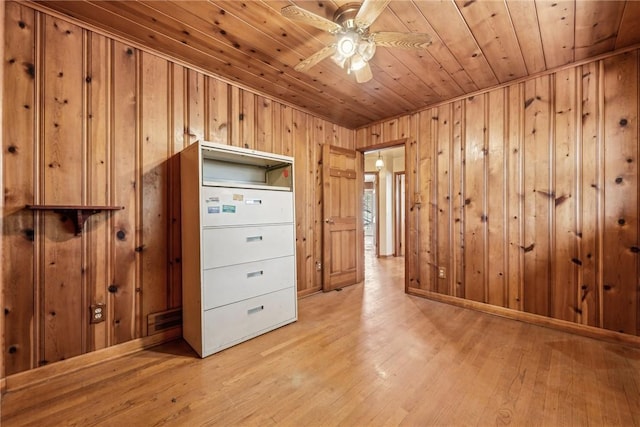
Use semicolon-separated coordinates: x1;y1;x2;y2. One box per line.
355;128;367;150
241;90;256;150
139;52;169;336
305;116;318;293
293;110;309;294
436;105;452;294
507;84;524;310
399;116;411;140
0;0;5;381
522;76;552;316
417;110;433;291
370;123;383;147
602;51;638;334
41;15;84;364
272;101;283;155
3;2;36;374
579;62;600;327
86;32;111;350
383;118;399;141
426;109;439;290
313;118;325;289
487;89;507;307
187;69;204;144
451;101;464;298
406;114;419;291
553;67;579;322
281;104;293;158
229;86;240;147
111;41;138;345
205;77;228;144
463;95;486;303
256;95;272;153
168;63;186;310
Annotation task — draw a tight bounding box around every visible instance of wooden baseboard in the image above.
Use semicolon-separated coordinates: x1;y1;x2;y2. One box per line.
2;326;182;394
407;287;640;348
297;286;322;298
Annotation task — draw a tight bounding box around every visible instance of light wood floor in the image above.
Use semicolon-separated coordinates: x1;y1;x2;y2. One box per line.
3;253;640;426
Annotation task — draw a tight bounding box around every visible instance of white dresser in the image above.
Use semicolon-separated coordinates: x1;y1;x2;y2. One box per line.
180;141;297;357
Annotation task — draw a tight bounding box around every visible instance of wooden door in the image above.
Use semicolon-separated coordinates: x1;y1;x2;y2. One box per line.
322;144;363;291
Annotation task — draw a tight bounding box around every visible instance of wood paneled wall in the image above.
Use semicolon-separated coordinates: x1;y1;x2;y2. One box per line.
1;2;353;376
0;0;5;386
357;50;640;337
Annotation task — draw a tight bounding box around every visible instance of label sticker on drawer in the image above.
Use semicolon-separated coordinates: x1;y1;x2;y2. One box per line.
222;205;236;213
206;196;220;203
245;199;262;205
233;194;244;201
208;206;220;214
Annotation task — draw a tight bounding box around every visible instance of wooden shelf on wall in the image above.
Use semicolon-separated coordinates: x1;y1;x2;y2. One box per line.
26;205;125;235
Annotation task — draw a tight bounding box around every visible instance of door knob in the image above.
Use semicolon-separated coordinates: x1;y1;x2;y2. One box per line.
325;218;334;224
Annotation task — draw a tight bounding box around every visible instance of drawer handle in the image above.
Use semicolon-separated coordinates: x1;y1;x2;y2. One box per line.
247;305;264;315
246;235;263;242
247;270;264;278
246;199;262;205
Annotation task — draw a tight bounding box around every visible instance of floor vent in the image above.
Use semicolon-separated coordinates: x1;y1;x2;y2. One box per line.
147;308;182;335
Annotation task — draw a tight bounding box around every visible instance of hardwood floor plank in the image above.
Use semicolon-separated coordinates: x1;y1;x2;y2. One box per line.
2;254;640;426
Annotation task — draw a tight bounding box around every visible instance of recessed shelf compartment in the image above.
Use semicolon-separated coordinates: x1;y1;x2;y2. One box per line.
202;144;292;191
26;205;124;235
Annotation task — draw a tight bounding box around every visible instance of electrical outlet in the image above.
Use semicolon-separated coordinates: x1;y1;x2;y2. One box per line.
438;267;446;279
90;303;106;324
316;261;322;271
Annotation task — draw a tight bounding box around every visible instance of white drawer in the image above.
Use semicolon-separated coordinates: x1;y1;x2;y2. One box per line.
203;256;295;310
203;287;297;355
202;225;294;269
201;187;293;227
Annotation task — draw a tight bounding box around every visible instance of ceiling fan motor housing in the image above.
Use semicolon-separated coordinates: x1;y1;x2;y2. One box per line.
334;3;364;31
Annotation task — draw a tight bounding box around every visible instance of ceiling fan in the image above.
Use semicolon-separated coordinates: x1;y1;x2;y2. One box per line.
281;1;432;83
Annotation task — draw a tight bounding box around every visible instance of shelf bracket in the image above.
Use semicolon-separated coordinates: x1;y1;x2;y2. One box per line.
26;205;125;235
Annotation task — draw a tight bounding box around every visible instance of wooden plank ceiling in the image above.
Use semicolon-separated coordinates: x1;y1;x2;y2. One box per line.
32;0;640;129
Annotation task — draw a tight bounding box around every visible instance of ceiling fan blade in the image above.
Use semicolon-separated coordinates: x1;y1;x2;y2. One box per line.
355;0;391;29
371;32;432;49
281;5;342;33
354;62;373;83
294;44;337;72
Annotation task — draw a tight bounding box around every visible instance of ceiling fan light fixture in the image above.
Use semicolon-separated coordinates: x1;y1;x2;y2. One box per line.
335;33;375;74
350;54;367;72
350;38;376;71
336;31;359;58
331;52;347;69
358;38;376;60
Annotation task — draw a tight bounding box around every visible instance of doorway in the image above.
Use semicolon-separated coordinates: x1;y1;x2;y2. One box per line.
363;146;406;262
395;172;406;257
363;172;378;255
